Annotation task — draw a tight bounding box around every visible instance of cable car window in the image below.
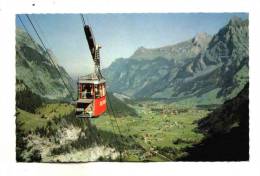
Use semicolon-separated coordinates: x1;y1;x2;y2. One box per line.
78;83;81;98
99;84;105;97
103;84;106;96
82;84;87;99
100;84;103;97
95;84;100;98
81;84;94;99
86;84;94;99
99;85;102;97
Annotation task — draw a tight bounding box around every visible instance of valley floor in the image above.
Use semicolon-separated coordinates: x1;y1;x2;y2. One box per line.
16;102;210;162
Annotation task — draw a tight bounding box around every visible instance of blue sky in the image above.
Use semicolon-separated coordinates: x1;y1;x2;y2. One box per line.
16;13;248;77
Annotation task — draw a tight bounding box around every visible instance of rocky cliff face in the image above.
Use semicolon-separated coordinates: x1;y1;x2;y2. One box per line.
103;17;249;105
104;32;212;97
130;32;211;61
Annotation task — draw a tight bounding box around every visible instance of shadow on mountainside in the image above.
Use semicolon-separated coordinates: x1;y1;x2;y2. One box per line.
179;83;249;161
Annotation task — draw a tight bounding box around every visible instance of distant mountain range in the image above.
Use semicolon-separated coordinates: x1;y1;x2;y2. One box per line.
16;28;76;100
103;17;249;105
130;32;211;61
16;16;249;106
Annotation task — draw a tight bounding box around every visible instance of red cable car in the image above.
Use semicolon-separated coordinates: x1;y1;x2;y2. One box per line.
76;24;106;118
76;74;106;118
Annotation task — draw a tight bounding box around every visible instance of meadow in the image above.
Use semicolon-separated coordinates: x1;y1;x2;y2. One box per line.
16;101;209;162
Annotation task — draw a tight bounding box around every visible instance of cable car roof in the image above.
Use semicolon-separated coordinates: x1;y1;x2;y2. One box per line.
78;73;105;84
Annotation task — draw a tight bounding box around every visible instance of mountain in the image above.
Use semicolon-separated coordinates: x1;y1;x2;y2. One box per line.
130;32;211;61
171;17;249;102
103;17;249;105
104;32;212;97
16;28;75;100
180;83;249;161
16;27;138;116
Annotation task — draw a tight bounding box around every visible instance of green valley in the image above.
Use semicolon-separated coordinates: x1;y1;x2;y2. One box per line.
16;100;210;162
15;14;249;162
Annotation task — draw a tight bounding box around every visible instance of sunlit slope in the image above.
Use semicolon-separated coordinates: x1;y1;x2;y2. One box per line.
16;28;75;100
104;17;249;105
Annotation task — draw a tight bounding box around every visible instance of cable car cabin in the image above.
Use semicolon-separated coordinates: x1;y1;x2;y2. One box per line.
76;74;106;118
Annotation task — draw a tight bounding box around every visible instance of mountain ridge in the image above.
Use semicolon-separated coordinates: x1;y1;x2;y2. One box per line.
16;27;76;100
130;32;212;61
104;17;249;105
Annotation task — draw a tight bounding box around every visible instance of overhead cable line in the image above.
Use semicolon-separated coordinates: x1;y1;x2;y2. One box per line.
105;91;172;161
79;14;171;161
25;14;75;101
105;92;124;160
79;14;108;149
31;15;53;51
80;14;86;27
80;14;123;159
17;15;42;52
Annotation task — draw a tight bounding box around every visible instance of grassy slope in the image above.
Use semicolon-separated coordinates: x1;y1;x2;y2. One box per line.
16;108;47;133
35;103;74;119
93;102;209;161
16;103;75;133
17;100;209;161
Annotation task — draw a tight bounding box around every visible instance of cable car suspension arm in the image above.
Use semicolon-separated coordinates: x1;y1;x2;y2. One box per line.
81;14;103;79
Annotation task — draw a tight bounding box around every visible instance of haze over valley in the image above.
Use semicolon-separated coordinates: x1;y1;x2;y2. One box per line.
16;14;249;162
